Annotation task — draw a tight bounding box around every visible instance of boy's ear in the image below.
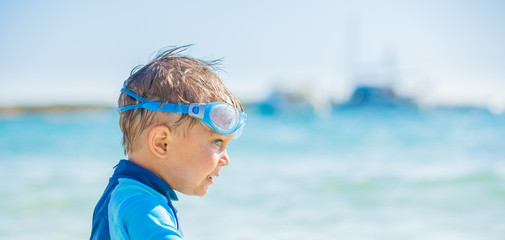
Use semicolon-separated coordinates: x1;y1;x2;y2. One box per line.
148;125;172;158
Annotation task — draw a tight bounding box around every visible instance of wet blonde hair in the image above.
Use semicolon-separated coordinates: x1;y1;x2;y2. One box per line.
118;46;243;154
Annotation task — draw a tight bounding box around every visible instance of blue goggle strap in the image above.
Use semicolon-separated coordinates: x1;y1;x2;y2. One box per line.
118;87;194;115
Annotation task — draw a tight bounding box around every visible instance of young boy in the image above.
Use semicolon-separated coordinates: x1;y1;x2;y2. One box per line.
90;46;246;239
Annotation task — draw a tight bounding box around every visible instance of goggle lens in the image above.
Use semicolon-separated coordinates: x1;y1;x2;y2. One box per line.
209;103;238;132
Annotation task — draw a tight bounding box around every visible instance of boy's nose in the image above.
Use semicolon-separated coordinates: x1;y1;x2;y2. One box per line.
219;151;230;166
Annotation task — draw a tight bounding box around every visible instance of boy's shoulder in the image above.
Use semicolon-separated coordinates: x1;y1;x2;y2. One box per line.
109;178;171;211
108;178;182;239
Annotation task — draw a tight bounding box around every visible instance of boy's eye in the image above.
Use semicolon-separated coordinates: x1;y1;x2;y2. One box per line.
213;139;223;147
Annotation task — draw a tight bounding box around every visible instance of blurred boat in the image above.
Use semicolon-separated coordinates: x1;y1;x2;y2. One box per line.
338;85;417;109
251;87;321;116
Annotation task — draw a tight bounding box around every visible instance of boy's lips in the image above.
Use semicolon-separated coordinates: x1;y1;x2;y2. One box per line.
207;175;215;183
207;171;220;183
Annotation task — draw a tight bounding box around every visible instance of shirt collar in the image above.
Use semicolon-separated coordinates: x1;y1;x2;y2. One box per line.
111;159;178;201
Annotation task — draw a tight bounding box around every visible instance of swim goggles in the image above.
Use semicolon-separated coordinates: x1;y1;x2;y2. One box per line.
118;87;247;138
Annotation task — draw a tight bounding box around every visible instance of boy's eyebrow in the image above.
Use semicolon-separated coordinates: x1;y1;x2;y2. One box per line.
201;125;218;136
208;129;232;140
208;130;223;138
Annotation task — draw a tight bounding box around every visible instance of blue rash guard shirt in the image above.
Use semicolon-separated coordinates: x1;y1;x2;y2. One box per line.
90;160;183;240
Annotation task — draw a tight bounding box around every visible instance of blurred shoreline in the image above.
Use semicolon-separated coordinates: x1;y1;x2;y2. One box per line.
0;105;114;114
0;103;498;116
0;85;502;115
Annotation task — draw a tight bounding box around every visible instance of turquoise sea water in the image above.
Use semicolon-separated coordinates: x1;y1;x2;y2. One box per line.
1;108;504;239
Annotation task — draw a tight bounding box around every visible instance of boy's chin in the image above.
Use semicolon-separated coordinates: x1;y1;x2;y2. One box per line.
182;186;209;197
196;187;210;197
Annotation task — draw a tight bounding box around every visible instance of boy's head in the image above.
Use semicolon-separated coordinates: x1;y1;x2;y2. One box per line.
118;46;243;154
117;46;245;196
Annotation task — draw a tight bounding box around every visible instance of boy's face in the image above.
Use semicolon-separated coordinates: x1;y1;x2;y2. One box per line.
162;121;233;196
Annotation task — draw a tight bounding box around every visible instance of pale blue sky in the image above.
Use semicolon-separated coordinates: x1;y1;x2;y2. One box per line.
1;0;504;110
